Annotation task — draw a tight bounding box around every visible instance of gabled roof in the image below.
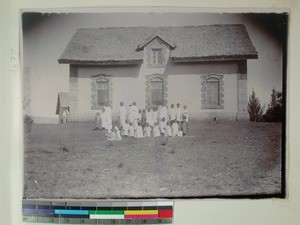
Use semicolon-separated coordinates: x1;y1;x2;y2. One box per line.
58;24;258;65
136;34;176;51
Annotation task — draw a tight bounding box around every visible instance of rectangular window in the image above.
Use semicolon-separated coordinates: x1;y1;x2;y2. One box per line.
152;49;163;65
206;80;219;107
97;79;108;106
151;78;163;106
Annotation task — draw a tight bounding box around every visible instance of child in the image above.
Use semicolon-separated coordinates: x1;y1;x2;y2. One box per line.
168;104;176;124
152;108;158;125
159;117;167;137
135;122;143;139
166;121;172;137
177;130;183;137
94;112;101;130
106;129;116;141
144;123;152;138
172;119;179;137
128;122;135;138
122;119;129;137
115;126;123;140
153;122;161;137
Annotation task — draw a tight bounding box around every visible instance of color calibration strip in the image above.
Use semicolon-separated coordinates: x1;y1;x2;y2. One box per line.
22;200;173;224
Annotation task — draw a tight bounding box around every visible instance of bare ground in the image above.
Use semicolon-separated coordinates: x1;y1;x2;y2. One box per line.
23;121;282;199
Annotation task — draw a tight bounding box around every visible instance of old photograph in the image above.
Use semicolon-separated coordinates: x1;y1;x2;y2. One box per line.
22;11;286;199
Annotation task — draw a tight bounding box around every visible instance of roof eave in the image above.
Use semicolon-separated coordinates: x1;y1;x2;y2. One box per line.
171;54;258;63
58;59;144;65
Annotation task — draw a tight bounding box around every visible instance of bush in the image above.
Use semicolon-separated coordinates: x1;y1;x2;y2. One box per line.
247;89;264;122
264;88;283;122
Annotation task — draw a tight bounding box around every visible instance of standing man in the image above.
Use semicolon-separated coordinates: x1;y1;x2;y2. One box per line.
118;101;127;129
62;107;69;123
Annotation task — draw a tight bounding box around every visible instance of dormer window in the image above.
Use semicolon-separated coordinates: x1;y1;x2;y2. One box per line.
152;48;163;65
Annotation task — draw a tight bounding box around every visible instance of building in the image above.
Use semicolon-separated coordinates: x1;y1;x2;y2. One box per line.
57;24;258;122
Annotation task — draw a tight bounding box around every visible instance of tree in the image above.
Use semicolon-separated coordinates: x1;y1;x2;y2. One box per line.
247;89;264;122
264;87;283;122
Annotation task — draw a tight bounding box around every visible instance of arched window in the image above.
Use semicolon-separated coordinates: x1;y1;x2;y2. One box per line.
206;78;220;107
96;78;108;106
201;75;224;109
150;77;163;106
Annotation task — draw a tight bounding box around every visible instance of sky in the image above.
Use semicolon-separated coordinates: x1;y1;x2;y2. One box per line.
22;12;287;118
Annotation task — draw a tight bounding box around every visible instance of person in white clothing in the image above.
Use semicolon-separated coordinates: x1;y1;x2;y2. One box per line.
118;102;127;129
122;119;129;137
168;104;176;124
172;119;179;137
128;122;135;138
158;102;168;122
62;107;69;123
153;122;161;137
94;112;101;130
146;108;154;127
135;122;143;139
159;117;167;137
115;126;123;140
175;103;182;122
166;121;172;137
104;103;112;131
132;102;139;120
128;104;134;123
152;108;158;125
144;123;152;138
100;108;107;130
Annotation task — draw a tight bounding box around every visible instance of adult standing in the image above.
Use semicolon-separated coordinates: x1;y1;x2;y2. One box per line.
62;107;69;123
104;103;112;131
158;102;168;121
118;102;127;129
176;103;182;122
132;102;139;120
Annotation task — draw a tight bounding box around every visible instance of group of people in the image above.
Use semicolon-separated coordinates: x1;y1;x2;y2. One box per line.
94;102;189;141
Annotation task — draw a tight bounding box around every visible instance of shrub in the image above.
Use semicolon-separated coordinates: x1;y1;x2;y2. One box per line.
247;89;264;122
264;88;283;122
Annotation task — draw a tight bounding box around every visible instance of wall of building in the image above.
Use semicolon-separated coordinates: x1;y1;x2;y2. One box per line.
71;60;240;122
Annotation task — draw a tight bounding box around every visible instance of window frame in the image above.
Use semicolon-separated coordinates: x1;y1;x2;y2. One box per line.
151;48;163;65
150;77;164;107
96;78;109;107
201;74;224;109
91;75;113;110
